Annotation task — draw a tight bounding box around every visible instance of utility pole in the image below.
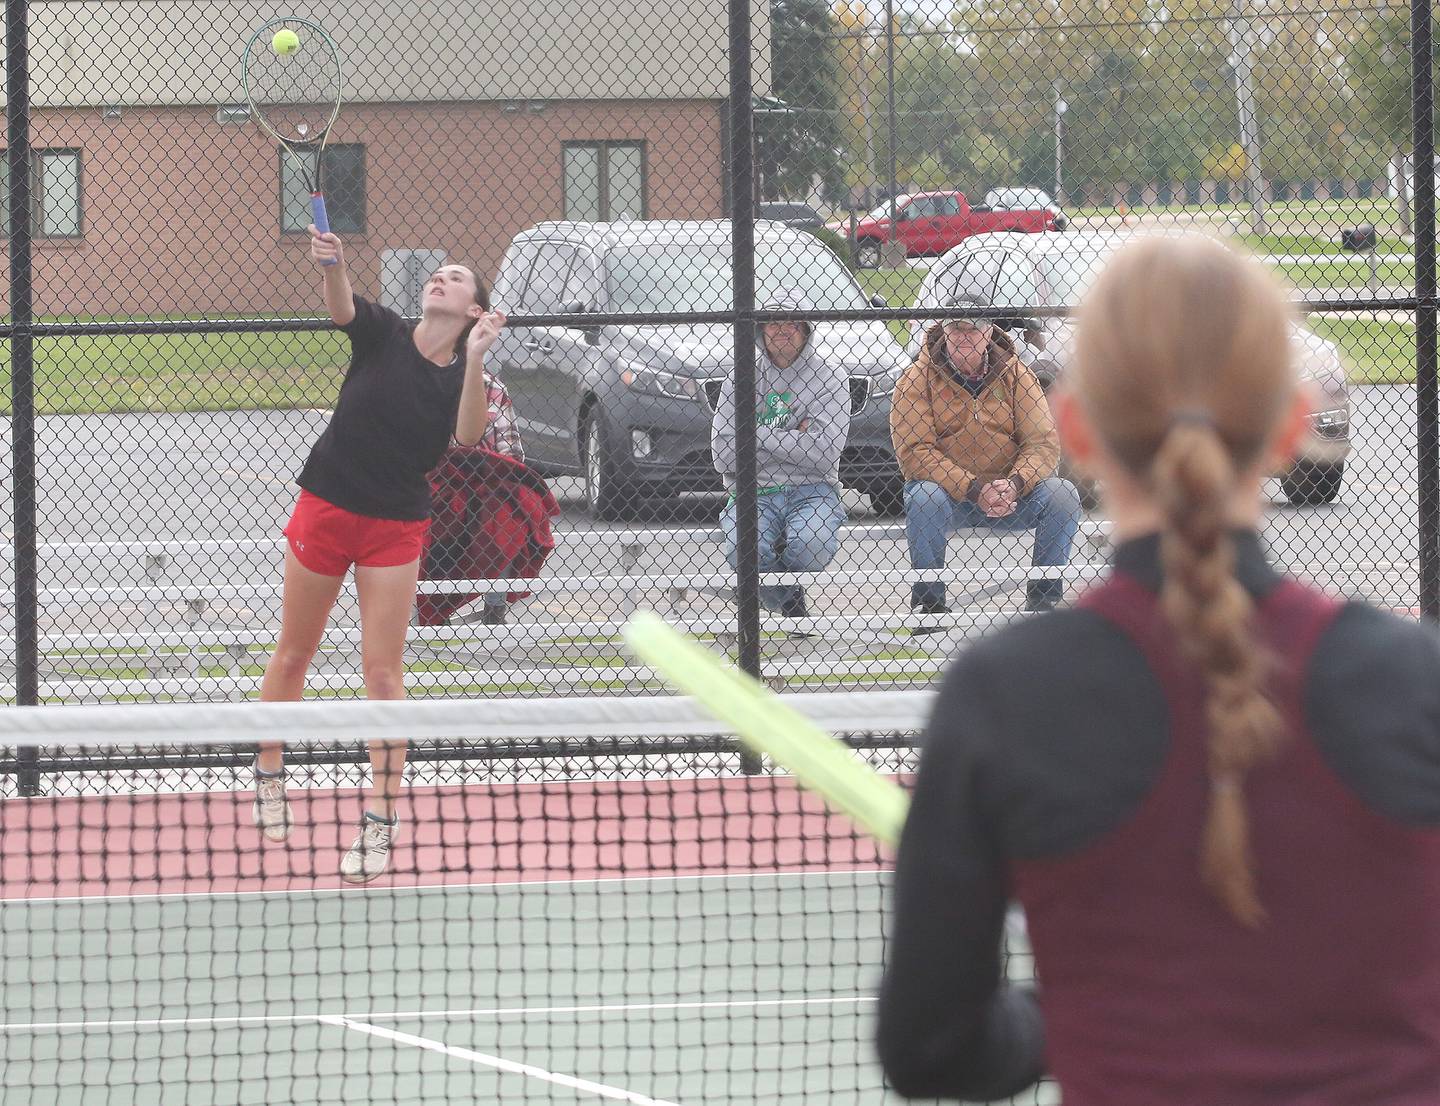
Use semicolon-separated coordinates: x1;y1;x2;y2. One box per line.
1226;0;1268;234
883;0;900;264
859;49;878;206
1054;82;1067;208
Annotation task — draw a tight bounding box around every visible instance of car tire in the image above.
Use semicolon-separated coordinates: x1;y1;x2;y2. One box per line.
582;408;635;522
1281;461;1344;506
867;479;906;517
855;240;882;269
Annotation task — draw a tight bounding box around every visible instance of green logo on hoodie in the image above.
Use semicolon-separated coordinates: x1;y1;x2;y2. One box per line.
758;389;795;427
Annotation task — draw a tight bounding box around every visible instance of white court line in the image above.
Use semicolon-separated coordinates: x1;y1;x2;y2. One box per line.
0;866;890;907
0;994;875;1035
321;1016;687;1106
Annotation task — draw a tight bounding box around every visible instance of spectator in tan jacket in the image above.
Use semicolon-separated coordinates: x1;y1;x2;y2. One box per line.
890;296;1080;626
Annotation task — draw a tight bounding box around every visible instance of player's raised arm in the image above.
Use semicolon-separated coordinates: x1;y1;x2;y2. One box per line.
308;224;354;326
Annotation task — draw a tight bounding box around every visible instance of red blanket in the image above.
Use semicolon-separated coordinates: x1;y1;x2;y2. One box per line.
416;447;560;626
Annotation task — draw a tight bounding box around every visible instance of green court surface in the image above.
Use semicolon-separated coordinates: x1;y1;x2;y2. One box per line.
2;871;929;1105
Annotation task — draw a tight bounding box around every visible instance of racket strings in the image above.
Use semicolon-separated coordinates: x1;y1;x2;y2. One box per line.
243;28;341;146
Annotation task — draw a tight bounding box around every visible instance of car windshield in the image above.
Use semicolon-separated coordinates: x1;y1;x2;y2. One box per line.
989;189;1048;209
863;197;908;220
606;237;870;313
1041;249;1110;306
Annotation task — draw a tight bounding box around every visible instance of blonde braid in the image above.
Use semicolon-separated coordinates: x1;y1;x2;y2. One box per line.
1152;422;1284;928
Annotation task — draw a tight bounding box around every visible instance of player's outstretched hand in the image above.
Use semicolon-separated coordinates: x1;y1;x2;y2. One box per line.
466;310;508;361
308;225;344;268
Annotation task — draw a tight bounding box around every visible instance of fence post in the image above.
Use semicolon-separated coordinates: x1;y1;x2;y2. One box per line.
7;0;39;794
728;0;764;771
1413;0;1439;621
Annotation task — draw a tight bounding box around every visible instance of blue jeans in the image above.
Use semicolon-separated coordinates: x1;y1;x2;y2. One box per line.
904;477;1082;608
721;483;846;610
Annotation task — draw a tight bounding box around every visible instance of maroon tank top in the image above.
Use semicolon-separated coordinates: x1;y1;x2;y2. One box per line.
1011;573;1440;1105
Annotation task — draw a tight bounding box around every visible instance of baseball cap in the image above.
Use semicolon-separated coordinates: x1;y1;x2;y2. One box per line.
939;292;995;331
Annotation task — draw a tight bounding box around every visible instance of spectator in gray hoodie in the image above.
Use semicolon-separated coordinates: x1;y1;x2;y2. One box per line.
711;294;852;620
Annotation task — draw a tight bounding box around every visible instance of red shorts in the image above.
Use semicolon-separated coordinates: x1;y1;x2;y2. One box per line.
283;490;431;577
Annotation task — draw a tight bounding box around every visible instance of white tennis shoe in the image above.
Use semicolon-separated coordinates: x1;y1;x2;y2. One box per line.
251;767;292;843
340;812;397;883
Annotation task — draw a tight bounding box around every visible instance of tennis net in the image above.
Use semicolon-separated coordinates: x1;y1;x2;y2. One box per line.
0;691;1045;1105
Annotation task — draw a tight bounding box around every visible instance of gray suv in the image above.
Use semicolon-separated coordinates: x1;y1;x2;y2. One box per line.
490;220;908;520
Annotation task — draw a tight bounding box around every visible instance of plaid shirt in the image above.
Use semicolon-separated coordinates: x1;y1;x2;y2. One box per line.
459;371;525;462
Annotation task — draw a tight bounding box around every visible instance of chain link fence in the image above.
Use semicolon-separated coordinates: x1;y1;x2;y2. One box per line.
0;2;1434;1103
2;0;1435;724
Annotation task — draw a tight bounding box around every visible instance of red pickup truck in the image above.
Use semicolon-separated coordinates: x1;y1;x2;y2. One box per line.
830;191;1057;268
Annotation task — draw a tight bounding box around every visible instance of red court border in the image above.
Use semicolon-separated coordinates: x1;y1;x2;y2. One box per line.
1;775;896;901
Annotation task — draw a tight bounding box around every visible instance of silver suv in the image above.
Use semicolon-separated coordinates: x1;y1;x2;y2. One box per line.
490;220;909;520
910;230;1353;506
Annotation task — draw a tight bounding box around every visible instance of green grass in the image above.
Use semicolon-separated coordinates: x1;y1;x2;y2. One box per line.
1276;258;1413;289
857;267;927;344
1070;196;1397;222
1239;232;1411;255
1310;315;1417;384
857;266;926;306
0;327;348;415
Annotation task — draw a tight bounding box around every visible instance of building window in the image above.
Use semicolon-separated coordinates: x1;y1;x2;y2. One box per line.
563;141;645;221
0;149;83;237
280;144;365;234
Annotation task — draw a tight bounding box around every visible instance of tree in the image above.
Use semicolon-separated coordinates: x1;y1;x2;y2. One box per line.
832;0;882;203
759;0;847;200
1345;10;1413;231
871;16;985;189
1250;0;1355;182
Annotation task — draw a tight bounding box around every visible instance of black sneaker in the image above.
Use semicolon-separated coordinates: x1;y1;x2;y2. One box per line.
779;592;814;639
909;598;952;636
1025;580;1063;613
481;602;508;625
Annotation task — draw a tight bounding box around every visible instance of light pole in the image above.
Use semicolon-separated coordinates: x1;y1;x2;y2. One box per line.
1054;84;1067;208
884;0;898;258
1226;0;1268;233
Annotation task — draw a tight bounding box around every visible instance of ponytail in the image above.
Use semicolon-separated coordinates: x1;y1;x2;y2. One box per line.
453;269;492;357
1152;420;1284;928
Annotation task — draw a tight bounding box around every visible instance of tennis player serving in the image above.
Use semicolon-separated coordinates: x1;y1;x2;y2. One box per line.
251;225;505;883
878;236;1440;1102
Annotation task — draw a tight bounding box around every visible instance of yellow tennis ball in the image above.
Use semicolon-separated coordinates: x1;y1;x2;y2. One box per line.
272;28;300;56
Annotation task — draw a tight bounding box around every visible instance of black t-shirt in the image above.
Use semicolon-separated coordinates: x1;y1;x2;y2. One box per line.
298;296;464;520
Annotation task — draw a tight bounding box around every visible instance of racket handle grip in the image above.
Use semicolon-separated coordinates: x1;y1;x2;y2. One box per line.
311;193;336;266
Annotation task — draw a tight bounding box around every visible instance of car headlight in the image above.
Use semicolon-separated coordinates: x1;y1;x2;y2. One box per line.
1029;358;1061;391
870;363;907;398
1309;407;1350;441
620;364;705;402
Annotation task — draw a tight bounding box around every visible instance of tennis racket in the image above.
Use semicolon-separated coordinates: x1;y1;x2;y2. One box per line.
241;17;344;263
622;611;911;847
